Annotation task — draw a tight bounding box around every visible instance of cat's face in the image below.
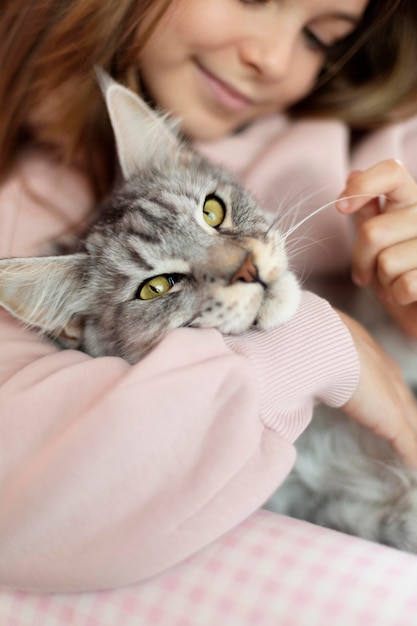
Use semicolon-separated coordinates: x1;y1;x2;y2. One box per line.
0;71;300;363
78;149;300;361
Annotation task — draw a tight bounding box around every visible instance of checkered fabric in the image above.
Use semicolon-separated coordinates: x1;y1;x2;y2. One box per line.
1;509;417;626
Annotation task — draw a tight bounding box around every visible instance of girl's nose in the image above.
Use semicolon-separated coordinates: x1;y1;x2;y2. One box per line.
238;25;296;81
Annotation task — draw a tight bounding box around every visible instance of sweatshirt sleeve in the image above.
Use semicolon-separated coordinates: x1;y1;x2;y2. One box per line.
0;151;359;592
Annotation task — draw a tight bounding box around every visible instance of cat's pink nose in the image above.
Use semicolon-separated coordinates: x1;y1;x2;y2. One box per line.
230;253;259;284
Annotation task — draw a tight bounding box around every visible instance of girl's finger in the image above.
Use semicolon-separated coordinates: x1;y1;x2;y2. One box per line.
388;268;417;306
337;159;417;214
351;208;417;285
351;199;380;231
375;239;417;291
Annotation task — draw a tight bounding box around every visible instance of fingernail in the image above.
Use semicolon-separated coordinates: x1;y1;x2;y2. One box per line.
337;198;350;212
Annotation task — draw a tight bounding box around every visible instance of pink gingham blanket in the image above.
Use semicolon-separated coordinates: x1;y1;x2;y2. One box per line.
1;510;417;626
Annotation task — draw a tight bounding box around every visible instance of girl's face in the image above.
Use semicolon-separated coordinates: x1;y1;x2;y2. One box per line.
137;0;368;141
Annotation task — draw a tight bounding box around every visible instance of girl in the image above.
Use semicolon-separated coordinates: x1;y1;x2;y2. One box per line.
0;0;417;591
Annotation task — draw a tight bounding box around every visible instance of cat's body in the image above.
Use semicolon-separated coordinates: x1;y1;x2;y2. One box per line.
267;281;417;551
1;72;417;552
270;407;417;551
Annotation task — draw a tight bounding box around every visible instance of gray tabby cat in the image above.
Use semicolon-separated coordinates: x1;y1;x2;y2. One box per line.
0;71;300;363
0;72;416;552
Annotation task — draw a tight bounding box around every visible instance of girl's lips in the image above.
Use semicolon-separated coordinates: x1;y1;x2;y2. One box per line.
196;62;253;113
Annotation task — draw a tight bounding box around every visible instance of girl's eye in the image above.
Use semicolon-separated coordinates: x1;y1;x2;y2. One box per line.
302;28;331;53
203;194;226;228
137;275;179;300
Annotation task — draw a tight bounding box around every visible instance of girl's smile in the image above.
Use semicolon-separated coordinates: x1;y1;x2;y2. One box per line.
137;0;367;141
194;60;255;114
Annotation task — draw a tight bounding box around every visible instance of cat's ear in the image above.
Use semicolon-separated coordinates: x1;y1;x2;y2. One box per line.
96;67;180;180
0;254;91;343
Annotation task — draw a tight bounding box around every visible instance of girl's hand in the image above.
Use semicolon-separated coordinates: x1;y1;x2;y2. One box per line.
337;159;417;337
338;311;417;468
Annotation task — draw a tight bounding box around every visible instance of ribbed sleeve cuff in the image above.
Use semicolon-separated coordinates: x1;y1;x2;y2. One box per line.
223;291;360;443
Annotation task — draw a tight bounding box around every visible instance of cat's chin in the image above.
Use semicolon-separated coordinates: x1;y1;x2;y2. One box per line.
212;271;301;334
256;271;301;330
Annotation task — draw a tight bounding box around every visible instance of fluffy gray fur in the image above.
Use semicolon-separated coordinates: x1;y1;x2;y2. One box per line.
267;281;417;552
0;73;416;552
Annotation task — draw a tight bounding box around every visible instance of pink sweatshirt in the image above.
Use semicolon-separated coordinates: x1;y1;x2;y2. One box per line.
1;113;416;592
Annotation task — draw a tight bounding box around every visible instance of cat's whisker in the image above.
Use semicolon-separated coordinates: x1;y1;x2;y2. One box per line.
267;184;334;237
297;263;314;287
274;182;332;225
297;238;341;284
282;194;380;241
267;202;302;239
285;233;336;263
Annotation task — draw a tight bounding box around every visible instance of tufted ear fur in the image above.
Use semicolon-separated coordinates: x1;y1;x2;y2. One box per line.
0;255;92;343
96;67;180;180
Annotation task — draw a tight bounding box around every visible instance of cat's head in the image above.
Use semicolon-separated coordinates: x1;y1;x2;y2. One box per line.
0;70;300;363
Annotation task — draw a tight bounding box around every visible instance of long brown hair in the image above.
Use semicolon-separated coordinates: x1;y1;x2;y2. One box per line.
292;0;417;128
0;0;416;198
0;0;171;195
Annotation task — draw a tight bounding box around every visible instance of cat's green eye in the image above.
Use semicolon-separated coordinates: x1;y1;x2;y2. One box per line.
138;276;172;300
203;194;226;228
